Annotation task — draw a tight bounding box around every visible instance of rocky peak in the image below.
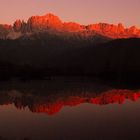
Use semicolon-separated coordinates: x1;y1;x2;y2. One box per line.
27;13;63;32
128;26;139;34
117;23;125;32
0;24;12;39
44;13;61;21
13;20;26;32
86;22;140;38
3;24;12;29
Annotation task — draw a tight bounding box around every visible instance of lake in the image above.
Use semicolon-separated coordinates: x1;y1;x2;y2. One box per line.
0;79;140;140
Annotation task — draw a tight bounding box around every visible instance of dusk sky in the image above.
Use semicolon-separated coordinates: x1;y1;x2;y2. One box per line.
0;0;140;27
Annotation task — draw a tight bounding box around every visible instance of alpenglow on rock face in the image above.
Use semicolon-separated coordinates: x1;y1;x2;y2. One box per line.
27;13;63;32
0;13;140;39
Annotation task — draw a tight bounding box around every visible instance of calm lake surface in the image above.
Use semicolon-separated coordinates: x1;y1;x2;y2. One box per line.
0;79;140;140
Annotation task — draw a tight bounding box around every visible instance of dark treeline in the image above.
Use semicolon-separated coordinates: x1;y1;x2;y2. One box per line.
0;35;140;82
47;38;140;82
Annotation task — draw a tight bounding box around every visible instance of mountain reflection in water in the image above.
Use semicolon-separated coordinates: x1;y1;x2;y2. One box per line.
1;89;140;115
0;80;140;140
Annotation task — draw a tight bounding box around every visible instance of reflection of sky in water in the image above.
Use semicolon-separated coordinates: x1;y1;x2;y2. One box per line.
0;96;140;140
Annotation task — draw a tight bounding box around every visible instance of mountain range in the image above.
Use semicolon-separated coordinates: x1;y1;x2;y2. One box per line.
0;13;140;40
0;13;140;81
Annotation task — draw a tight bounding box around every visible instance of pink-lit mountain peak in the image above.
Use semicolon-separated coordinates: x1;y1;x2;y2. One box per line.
28;13;62;23
13;13;140;38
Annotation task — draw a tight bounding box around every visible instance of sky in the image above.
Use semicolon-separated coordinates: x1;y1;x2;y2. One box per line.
0;0;140;27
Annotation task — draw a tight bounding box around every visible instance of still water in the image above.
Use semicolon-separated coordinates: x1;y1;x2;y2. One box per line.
0;79;140;140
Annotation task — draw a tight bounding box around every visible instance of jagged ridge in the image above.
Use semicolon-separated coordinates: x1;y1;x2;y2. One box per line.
0;13;140;39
